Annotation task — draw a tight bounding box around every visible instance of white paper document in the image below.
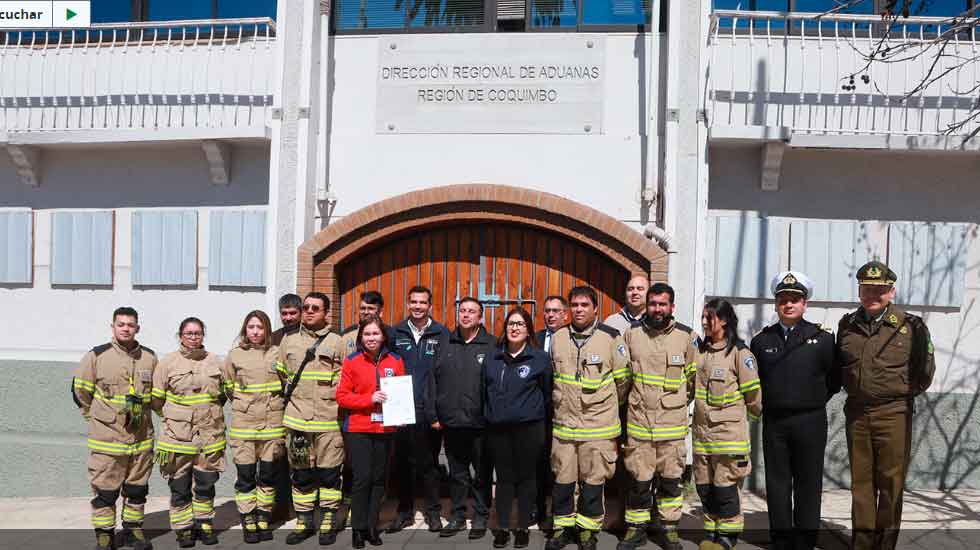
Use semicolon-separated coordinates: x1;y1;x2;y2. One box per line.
379;375;416;427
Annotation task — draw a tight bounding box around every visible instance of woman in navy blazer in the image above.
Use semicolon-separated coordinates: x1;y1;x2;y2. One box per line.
483;307;552;548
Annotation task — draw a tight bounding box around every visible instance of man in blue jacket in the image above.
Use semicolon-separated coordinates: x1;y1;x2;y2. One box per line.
386;286;449;533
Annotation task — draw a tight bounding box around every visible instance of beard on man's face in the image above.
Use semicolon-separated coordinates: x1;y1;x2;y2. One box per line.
647;313;672;330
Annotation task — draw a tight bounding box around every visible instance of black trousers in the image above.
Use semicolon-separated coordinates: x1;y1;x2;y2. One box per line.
393;422;442;515
444;427;492;524
763;407;827;550
536;419;554;523
488;421;546;529
347;432;394;531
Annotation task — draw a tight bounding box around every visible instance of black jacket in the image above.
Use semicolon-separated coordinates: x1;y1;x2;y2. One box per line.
749;319;841;410
391;318;449;415
424;326;497;428
483;344;552;425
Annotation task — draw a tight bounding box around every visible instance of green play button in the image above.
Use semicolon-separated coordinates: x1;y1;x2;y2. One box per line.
66;8;77;21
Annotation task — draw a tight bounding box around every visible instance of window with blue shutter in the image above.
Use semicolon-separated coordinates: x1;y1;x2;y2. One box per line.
51;211;114;286
132;211;198;287
0;210;33;285
209;210;266;288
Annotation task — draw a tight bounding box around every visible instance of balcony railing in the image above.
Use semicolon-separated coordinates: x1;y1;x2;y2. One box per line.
707;10;980;140
0;18;276;134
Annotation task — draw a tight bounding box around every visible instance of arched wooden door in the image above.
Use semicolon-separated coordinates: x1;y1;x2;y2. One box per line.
336;223;629;335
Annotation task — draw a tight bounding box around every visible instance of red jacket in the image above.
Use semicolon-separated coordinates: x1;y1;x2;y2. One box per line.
337;349;406;434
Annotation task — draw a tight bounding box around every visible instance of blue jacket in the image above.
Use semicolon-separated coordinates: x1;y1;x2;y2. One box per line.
391;318;449;415
483;344;552;425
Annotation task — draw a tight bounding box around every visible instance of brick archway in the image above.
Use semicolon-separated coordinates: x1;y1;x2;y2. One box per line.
297;184;668;324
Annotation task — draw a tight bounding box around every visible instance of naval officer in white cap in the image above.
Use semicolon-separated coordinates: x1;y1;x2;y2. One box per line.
749;272;841;550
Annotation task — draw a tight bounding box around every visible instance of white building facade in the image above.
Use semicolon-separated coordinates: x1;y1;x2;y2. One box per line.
0;0;977;495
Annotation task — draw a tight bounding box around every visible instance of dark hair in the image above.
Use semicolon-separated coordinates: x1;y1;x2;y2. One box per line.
544;295;568;308
701;298;741;354
457;296;483;314
360;290;384;309
498;307;538;349
305;291;331;311
357;314;390;354
407;285;432;302
278;293;302;311
177;317;206;337
238;310;272;350
647;283;675;305
113;306;139;323
568;286;598;307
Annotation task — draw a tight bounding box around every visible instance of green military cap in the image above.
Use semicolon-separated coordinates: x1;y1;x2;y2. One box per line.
855;260;897;286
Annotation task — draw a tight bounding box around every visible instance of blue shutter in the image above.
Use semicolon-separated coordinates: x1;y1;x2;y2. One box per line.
0;211;33;284
132;211;198;286
888;222;967;307
707;215;784;298
209;210;266;287
51;211;114;286
789;220;870;303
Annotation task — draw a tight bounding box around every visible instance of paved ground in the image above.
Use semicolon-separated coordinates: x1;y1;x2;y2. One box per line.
0;490;977;549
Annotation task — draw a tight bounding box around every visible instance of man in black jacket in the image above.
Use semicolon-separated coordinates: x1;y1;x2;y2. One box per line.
425;297;496;539
386;286;450;533
750;272;841;550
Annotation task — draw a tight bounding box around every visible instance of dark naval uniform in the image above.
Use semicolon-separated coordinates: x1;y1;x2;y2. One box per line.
836;261;935;550
751;317;839;550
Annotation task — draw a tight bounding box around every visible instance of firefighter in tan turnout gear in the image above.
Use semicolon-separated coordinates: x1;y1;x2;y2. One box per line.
222;310;287;544
619;283;699;550
277;292;346;546
73;307;157;550
151;317;230;548
693;299;762;550
546;286;631;550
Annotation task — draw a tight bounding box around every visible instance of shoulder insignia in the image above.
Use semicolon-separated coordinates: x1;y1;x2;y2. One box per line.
91;343;112;356
596;323;621;338
743;356;756;371
674;322;694;334
139;345;156;356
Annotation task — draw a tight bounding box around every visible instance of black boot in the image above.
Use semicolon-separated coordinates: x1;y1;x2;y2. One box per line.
513;529;530;548
366;528;383;546
94;529;116;550
578;529;598;550
195;520;218;546
352;529;366;549
119;524;153;550
545;527;578;550
617;524;648;550
320;509;338;546
286;512;316;545
492;529;510;548
659;523;682;550
242;514;260;544
175;528;196;549
255;511;274;542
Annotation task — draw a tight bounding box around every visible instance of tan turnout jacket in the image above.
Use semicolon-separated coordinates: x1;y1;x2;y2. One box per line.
276;325;345;433
222;345;286;441
151;347;228;455
692;341;762;455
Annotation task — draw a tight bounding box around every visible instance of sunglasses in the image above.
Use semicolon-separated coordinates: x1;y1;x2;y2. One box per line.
303;304;322;312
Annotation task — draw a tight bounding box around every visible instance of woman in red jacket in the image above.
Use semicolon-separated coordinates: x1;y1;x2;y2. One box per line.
336;314;405;548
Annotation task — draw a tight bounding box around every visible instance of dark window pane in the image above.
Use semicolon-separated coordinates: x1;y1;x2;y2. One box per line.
334;0;406;30
217;0;277;19
408;0;485;28
92;0;134;22
147;0;214;21
529;0;578;28
582;0;649;26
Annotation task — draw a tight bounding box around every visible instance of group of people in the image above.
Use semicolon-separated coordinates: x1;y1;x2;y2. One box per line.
72;259;935;550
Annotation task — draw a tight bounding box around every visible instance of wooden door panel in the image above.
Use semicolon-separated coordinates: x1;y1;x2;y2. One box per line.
335;223;628;336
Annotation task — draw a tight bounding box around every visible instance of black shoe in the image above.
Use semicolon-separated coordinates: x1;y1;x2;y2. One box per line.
514;529;530;549
319;529;338;546
119;526;152;550
545;527;577;550
95;529;116;550
242;514;260;545
425;513;444;532
469;526;487;540
493;529;510;548
385;513;413;534
256;512;274;542
366;529;383;546
195;521;218;546
616;525;648;550
659;525;682;550
578;529;597;550
352;530;366;549
176;529;196;549
440;519;465;537
286;512;316;545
